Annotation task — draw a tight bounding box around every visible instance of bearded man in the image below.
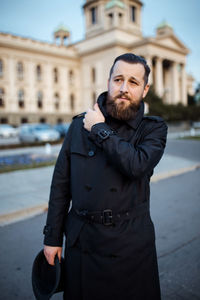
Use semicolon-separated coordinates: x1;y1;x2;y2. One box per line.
43;53;167;300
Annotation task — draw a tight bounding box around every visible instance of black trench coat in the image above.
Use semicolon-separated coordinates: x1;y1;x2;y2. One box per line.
44;92;168;300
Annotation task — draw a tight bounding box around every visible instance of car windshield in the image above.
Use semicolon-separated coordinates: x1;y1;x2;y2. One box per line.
0;125;12;128
33;125;51;131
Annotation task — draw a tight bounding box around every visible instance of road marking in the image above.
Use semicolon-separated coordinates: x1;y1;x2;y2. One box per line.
0;204;48;226
152;163;200;182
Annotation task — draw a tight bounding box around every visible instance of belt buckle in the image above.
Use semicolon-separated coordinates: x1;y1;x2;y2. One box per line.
102;209;113;226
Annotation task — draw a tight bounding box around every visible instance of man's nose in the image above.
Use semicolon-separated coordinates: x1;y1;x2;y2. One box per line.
120;81;128;93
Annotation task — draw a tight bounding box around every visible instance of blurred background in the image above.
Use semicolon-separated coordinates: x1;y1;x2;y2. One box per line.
0;1;200;299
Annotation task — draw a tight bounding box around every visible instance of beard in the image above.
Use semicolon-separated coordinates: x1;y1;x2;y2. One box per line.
106;92;141;121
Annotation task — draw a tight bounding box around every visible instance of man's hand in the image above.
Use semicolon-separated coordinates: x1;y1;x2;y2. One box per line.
44;245;62;266
83;103;105;131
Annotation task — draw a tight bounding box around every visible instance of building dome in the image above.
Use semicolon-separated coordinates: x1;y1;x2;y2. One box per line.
105;0;125;10
156;20;173;30
54;24;70;34
54;24;70;45
156;20;173;36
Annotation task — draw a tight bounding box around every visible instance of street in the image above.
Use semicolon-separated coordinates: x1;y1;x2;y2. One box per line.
0;138;200;299
0;168;200;299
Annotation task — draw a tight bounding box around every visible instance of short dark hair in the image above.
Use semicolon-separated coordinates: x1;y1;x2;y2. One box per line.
109;53;150;86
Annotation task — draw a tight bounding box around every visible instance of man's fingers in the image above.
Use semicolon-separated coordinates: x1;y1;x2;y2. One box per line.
44;251;55;265
44;246;62;266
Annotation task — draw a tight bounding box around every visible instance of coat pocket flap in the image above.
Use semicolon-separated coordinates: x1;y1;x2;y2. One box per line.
70;143;88;156
64;210;85;248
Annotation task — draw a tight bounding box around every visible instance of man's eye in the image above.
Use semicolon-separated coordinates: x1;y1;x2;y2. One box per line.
114;79;121;82
130;81;137;85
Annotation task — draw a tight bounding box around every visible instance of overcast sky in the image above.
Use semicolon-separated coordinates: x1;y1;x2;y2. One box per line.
0;0;199;86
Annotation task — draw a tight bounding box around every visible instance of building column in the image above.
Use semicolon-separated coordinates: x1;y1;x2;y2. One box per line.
180;63;187;105
145;55;153;85
155;57;164;97
171;61;179;104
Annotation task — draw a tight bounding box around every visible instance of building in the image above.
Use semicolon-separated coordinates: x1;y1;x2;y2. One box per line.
0;0;191;125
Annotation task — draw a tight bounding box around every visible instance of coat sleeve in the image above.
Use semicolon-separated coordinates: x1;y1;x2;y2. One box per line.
43;123;73;247
89;119;167;179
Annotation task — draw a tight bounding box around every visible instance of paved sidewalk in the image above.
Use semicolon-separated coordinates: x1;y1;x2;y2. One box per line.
0;150;200;226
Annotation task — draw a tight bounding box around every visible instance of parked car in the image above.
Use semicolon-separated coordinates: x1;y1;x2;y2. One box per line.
0;124;18;138
19;123;60;143
53;123;70;137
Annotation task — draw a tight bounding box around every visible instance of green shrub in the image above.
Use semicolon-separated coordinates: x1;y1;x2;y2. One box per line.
145;86;200;121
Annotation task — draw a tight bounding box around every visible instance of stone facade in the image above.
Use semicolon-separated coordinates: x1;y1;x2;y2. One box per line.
0;0;192;125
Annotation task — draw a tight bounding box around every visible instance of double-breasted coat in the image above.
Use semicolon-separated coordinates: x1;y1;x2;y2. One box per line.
44;92;168;300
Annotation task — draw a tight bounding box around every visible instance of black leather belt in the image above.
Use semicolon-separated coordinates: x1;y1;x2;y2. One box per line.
73;202;149;226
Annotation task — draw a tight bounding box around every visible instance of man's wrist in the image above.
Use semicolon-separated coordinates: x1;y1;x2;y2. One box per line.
90;123;116;143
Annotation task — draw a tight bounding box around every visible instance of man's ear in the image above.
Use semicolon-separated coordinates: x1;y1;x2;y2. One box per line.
142;84;150;99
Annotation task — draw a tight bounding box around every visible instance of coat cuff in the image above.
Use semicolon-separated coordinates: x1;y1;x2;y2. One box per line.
89;123;116;144
43;225;63;247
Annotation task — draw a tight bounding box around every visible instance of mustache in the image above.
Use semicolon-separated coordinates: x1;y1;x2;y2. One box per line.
113;93;131;101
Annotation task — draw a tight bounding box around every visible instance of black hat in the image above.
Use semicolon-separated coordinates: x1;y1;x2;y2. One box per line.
32;250;65;300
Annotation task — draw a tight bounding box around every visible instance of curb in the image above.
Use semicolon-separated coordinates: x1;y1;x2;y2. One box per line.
0;204;48;226
151;163;200;183
1;164;200;226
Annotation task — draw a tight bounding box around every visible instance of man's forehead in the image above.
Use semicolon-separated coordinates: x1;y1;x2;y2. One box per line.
112;60;145;78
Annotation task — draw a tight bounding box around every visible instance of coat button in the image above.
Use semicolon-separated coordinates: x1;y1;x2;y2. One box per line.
88;150;95;157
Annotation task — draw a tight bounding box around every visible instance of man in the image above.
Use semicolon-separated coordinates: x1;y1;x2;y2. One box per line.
43;53;167;300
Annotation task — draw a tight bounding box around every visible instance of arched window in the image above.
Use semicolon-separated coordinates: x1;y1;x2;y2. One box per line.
18;89;25;108
21;117;28;124
90;6;97;24
108;13;113;26
130;5;136;22
0;88;5;107
40;118;46;123
36;65;42;81
0;60;3;77
54;92;60;109
0;118;8;124
91;67;96;83
69;70;74;85
17;62;23;80
37;91;43;109
53;68;58;83
70;93;75;111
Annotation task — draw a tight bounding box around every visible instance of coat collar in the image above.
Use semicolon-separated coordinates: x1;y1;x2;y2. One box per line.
97;91;144;129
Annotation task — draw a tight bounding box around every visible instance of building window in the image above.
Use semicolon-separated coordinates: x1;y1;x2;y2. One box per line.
0;88;5;107
0;60;3;77
70;93;75;111
21;118;28;124
53;68;58;83
36;65;42;81
90;7;97;24
54;92;60;109
37;91;43;109
119;13;123;26
108;13;113;26
0;118;8;124
17;62;24;80
57;118;63;124
18;89;25;108
130;5;136;22
91;67;96;83
40;118;46;123
69;70;74;85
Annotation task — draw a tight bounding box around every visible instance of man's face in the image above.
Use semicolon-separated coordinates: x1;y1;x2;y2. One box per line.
107;60;149;120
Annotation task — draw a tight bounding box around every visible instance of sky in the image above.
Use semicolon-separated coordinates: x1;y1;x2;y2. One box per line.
0;0;200;86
